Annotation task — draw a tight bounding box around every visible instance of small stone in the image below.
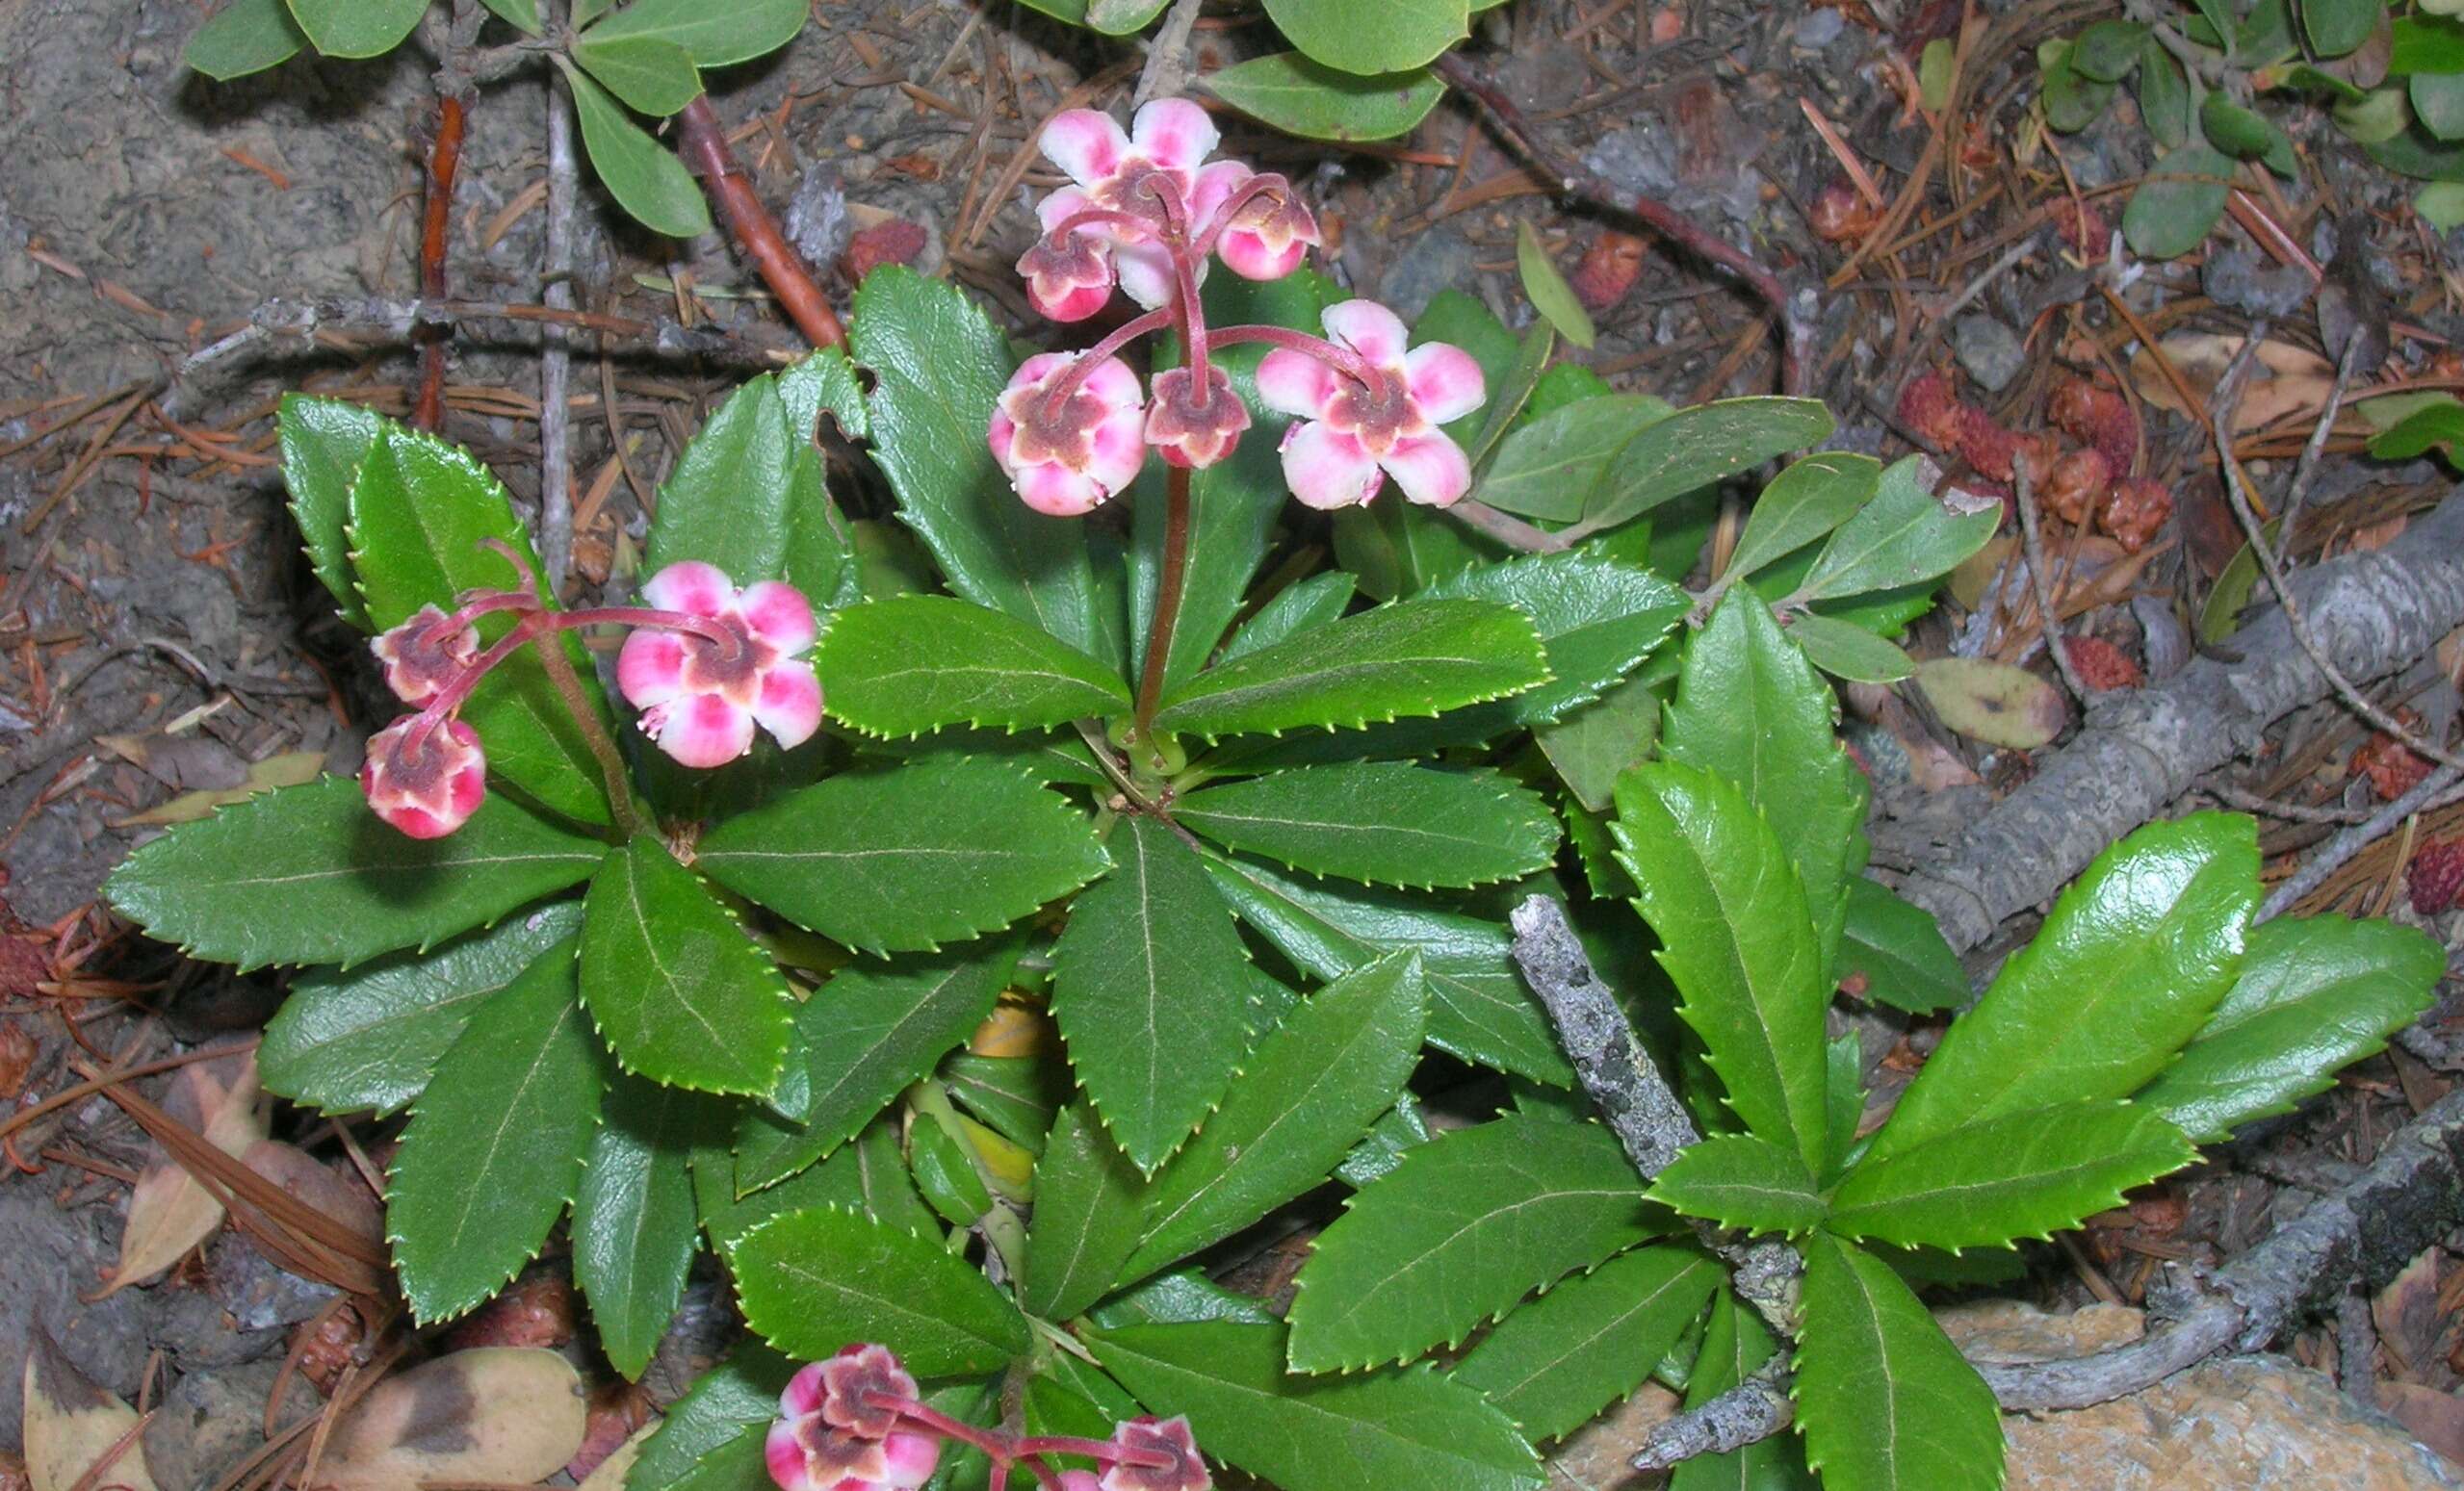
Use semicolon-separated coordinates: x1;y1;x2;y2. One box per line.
1375;224;1475;322
1952;314;2027;393
1794;8;1847;47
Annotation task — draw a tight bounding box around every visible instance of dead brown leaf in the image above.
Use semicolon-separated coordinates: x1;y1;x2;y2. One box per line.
2380;1382;2464;1466
104;1047;270;1294
319;1348;588;1491
2131;334;2334;434
21;1327;161;1491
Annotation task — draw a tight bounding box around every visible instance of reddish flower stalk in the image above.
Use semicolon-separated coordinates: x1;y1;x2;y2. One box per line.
413;92;468;431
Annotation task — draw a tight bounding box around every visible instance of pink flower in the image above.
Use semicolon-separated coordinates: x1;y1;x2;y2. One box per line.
765;1348;939;1491
360;716;485;839
1059;1475;1102;1491
1018;190;1121;323
1143;365;1250;470
1099;1417;1209;1491
1033;99;1219;311
1190;162;1319;282
1257;300;1485;510
615;562;821;769
369;604;479;706
989;352;1147;515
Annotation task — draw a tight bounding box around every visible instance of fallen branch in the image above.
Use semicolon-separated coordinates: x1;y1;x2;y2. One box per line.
540;34;580;588
675;96;846;351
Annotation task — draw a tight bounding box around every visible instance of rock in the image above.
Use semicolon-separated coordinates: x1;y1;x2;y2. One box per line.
140;1360;319;1491
0;1186;155;1449
1375;225;1475;322
1953;314;2028;393
1943;1301;2464;1488
2203;244;2314;320
1794;8;1846;48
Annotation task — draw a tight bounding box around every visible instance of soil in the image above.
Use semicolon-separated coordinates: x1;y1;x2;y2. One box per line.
2;0;2460;1482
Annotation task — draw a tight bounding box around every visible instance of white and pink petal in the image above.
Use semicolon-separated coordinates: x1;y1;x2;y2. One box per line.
1321;299;1411;370
1040;109;1130;188
642;559;734;618
1404;342;1487;424
646;693;757;768
1128;97;1218;172
1255;347;1340;419
1280;422;1384;510
1378;431;1475;508
738;581;817;656
753;662;824;750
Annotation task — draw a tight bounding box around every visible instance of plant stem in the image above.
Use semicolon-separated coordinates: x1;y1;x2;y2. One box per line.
527;624;641;838
674;96;847;351
1133;463;1193;755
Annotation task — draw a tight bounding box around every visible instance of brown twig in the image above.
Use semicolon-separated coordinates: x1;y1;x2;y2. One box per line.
2013;469;2090;705
414;16;475;433
1432;52;1812;398
540;25;580;589
675;96;846;350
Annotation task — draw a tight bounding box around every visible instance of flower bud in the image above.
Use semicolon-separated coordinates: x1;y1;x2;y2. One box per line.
369;604;479;706
360;716;486;839
1144;366;1251;470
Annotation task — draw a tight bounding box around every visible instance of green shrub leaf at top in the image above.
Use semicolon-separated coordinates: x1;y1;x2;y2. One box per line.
1154;598;1548;738
816;595;1131;738
779;346;869;442
1176;763;1559;890
579;835;794;1096
1420;549;1687;725
582;0;808;65
1727;451;1882;580
1051;817;1264;1174
106;777;606;972
1022;1104;1151;1323
480;0;542;32
388;932;605;1323
1206;53;1446;141
1263;0;1470;74
2138;914;2444;1143
276;394;379;628
851;269;1106;661
1086;1318;1543;1491
1796;454;1999;604
1647;1132;1827;1235
1868;812;2258;1162
571;31;701;115
1787;613;1917;683
1829;1099;2196;1250
1613;761;1830;1172
1449;1244;1722;1443
1580;397;1837;535
560;61;712;237
1795;1234;2006;1491
731;1206;1034;1376
1287;1115;1656;1371
1121;953;1428;1280
697;758;1110;955
627;1341;794;1491
647;373;849;596
284;0;424;57
189;0;306;78
575;1075;706;1379
1836;878;1967;1015
262;901;584;1117
1221;573;1356;663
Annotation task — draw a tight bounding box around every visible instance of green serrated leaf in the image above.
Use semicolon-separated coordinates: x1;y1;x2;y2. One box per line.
1202;851;1570;1085
576;1075;707;1378
561;61;712;238
479;0;540;32
1264;0;1470;73
277;396;378;629
1288;1115;1656;1370
2138;914;2444;1142
697;758;1110;956
1647;1132;1826;1234
1674;1294;1817;1491
1451;1244;1722;1442
1420;549;1687;724
1088;1318;1543;1491
583;0;805;65
737;941;1019;1193
817;595;1131;738
1728;452;1881;581
106;777;605;972
580;835;794;1095
1795;1235;2006;1491
1829;1099;2196;1249
1177;763;1559;890
1206;53;1446;141
1334;1092;1432;1188
1836;879;1965;1015
284;0;424;57
262;901;584;1116
648;373;843;596
732;1206;1034;1375
1154;598;1548;738
573;31;701;115
1516;221;1595;349
780;346;869;442
189;0;307;78
1869;813;2258;1162
1050;818;1259;1174
942;1054;1070;1153
1582;398;1837;535
1022;1104;1150;1321
388;932;605;1323
1797;454;1999;603
1121;954;1428;1279
1221;573;1356;663
1537;673;1661;814
1613;760;1829;1171
852;269;1105;660
628;1341;794;1491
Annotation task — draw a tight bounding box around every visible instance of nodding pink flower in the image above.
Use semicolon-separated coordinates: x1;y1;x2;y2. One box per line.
1032;99;1220;312
989;352;1147;515
1098;1418;1210;1491
1018;190;1122;323
1190;162;1319;282
360;716;486;839
1257;300;1485;511
369;604;480;706
615;562;821;769
1143;365;1250;470
765;1348;938;1491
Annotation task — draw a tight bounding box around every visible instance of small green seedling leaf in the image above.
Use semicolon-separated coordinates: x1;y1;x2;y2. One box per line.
1206;53;1446;141
1516;221;1595;349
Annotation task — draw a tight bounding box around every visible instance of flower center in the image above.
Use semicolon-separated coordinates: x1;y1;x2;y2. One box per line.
1323;367;1419;455
1103;160;1184;235
677;613;765;703
1014;379;1108;467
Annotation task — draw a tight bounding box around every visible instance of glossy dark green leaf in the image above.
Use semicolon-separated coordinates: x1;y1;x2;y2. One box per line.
1177;763;1559;890
1022;1104;1150;1321
388;933;604;1323
941;1054;1070;1153
1287;1115;1656;1370
561;61;712;237
572;31;700;115
2199;93;2297;173
627;1341;794;1491
2391;13;2464;73
1334;1092;1432;1189
851;269;1104;660
817;595;1130;738
1786;613;1914;683
1154;598;1547;738
910;1111;993;1225
1796;1235;2005;1491
575;1075;706;1378
1796;454;1998;604
106;777;605;972
284;0;423;57
189;0;306;78
2123;142;2233;260
698;758;1110;956
2138;914;2444;1142
1202;852;1570;1085
780;346;869;442
1121;955;1428;1278
1451;1244;1721;1442
737;942;1019;1193
1581;398;1837;535
732;1206;1033;1375
262;901;584;1116
1206;53;1446;141
1614;761;1829;1171
1829;1099;2195;1250
1051;817;1260;1173
1090;1318;1542;1491
1647;1132;1826;1235
582;0;806;64
580;835;794;1095
276;394;379;628
1536;673;1661;814
1868;813;2258;1162
1420;549;1687;724
1263;0;1470;73
1220;573;1356;663
1836;878;1965;1015
648;373;848;598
